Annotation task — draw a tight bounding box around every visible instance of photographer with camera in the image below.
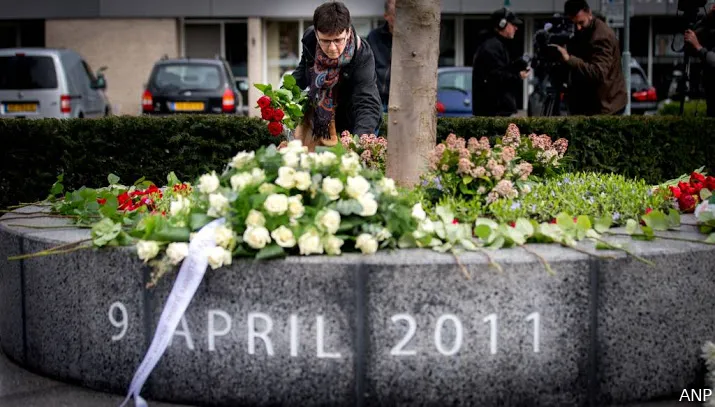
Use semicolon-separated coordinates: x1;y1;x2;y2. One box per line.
471;8;530;117
549;0;627;116
684;3;715;117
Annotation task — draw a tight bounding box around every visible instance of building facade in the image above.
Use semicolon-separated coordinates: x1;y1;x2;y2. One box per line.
0;0;706;115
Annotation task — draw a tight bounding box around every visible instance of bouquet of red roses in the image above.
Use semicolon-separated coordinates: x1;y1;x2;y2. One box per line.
666;171;715;213
254;75;307;137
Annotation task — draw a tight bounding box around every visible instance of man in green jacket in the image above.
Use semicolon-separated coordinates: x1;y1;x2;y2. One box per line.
550;0;627;116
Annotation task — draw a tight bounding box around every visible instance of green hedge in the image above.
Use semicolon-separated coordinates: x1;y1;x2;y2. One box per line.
0;115;277;209
1;115;713;209
657;100;709;117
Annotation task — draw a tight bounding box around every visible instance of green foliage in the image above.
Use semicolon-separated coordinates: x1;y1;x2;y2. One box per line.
658;100;708;117
488;172;671;224
0;115;280;209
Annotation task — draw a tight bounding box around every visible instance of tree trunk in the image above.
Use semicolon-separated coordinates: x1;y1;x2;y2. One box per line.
386;0;442;187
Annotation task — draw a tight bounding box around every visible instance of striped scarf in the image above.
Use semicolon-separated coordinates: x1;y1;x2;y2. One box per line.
308;30;355;139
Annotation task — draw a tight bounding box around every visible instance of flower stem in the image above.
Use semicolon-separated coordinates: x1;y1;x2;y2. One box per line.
6;224;92;229
565;244;618;260
5;201;50;209
477;248;503;273
521;245;555;276
7;238;92;261
451;251;471;280
607;231;715;245
592;237;656;267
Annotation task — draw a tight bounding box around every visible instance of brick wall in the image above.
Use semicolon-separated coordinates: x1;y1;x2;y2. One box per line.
45;19;179;115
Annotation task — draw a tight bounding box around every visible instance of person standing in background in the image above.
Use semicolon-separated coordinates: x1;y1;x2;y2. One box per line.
367;0;395;112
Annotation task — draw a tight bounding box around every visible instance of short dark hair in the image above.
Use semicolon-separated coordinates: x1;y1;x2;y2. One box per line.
564;0;591;17
313;1;351;35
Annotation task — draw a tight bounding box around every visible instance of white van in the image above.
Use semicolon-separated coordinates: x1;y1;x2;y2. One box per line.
0;48;110;119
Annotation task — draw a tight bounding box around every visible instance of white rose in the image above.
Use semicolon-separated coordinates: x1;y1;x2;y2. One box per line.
355;234;378;255
346;176;371;199
324;236;344;255
230;172;253;192
419;219;434;233
251;168;266;184
322;177;344;201
298;230;324;255
275;167;296;189
264;193;289;215
271;226;296;248
357;193;378;217
207;246;232;270
293;171;312;191
169;195;188;216
288;195;305;219
411;203;426;221
230;151;255;169
136;240;160;263
208;193;230;217
340;152;361;175
198;171;220;194
377;177;398;196
376;227;392;241
283;151;300;168
300;152;316;170
165;242;189;265
317;151;338;167
258;183;277;195
243;226;271;249
318;209;341;235
282;140;307;155
214;225;235;249
245;209;266;227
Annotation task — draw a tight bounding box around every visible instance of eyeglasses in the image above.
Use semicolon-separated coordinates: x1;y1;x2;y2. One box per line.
317;36;347;47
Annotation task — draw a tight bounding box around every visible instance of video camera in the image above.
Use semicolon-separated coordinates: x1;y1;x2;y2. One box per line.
533;14;575;62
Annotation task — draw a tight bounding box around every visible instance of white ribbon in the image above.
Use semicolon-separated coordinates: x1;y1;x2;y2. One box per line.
120;217;226;407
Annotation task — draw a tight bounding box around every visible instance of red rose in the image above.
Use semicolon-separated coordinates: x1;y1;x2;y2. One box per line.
257;96;271;109
267;121;283;136
452;218;459;225
273;108;285;122
691;172;706;184
97;198;107;205
669;185;682;198
705;176;715;191
645;207;653;215
435;101;446;113
678;181;692;195
261;107;275;121
678;194;699;213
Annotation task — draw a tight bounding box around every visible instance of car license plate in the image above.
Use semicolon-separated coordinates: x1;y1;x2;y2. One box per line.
172;102;205;112
5;103;38;113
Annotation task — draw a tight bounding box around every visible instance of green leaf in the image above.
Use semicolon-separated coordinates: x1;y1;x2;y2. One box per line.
276;89;293;101
167;171;181;186
336;199;362;216
667;209;681;228
254;83;270;93
255;244;285;260
625;219;639;235
701;188;712;201
462;176;473;185
474;224;493;240
151;226;191;242
594;215;612;233
190;213;214;231
706;233;715;244
575;215;592;231
435;206;455;224
460;238;478;251
91;218;122;247
642;211;669;231
49;174;65;196
281;74;296;89
107;173;120;185
556;213;574;228
514;218;534;237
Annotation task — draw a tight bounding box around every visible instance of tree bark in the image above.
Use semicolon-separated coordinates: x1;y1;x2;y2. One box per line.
386;0;442;187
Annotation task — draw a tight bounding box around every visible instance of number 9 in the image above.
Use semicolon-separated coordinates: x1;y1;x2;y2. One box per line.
108;301;128;341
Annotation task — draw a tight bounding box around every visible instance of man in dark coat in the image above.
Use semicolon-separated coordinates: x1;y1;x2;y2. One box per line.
292;1;382;146
684;4;715;117
550;0;627;115
367;0;395;111
471;8;530;117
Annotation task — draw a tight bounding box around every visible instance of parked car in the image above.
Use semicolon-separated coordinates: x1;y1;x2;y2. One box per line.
141;56;240;115
528;60;658;116
0;48;110;119
436;67;473;117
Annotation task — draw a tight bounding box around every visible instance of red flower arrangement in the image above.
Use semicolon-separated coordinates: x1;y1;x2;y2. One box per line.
667;172;715;213
254;75;308;137
257;95;286;137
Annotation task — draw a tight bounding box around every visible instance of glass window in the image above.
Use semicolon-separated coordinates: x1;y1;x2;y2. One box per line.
440;19;456;67
150;64;223;91
0;55;58;90
438;70;472;92
266;21;300;87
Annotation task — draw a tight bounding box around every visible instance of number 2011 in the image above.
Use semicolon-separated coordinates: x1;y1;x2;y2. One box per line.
389;313;541;356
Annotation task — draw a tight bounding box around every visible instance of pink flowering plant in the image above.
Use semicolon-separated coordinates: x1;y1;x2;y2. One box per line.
421;123;568;207
340;131;387;173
